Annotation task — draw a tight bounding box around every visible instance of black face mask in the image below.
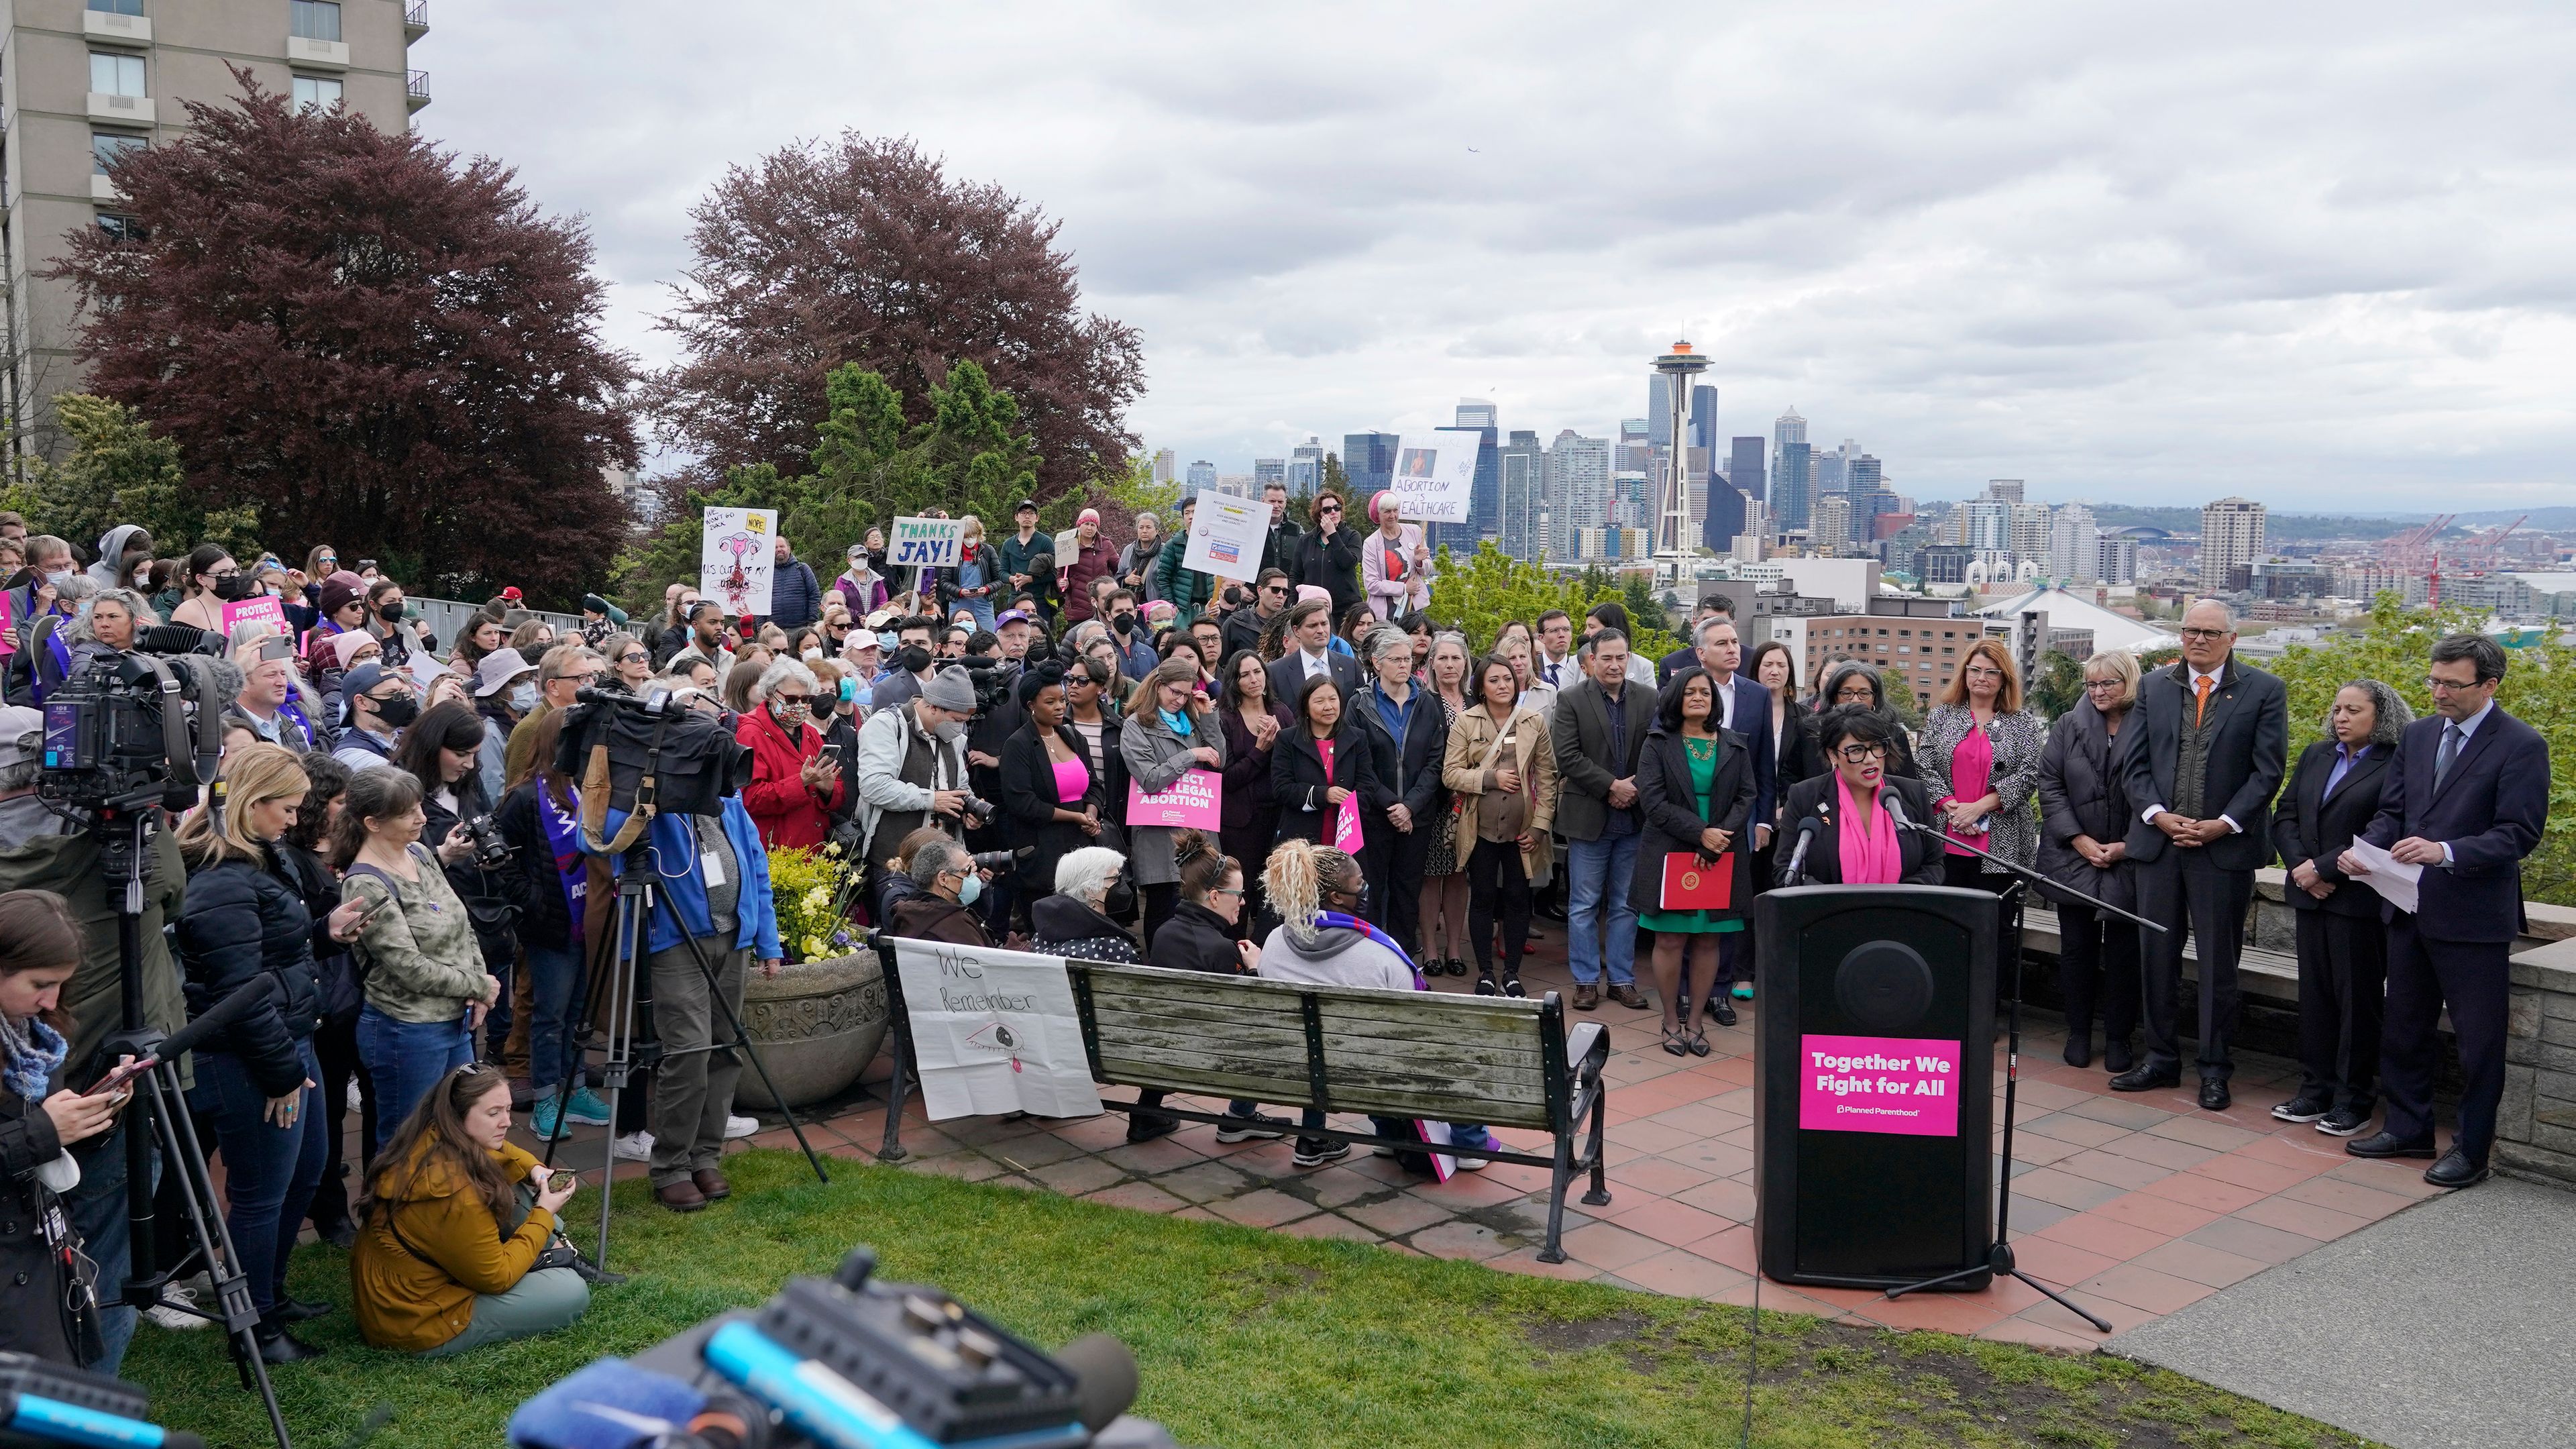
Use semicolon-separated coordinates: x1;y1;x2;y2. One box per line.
1104;875;1136;918
378;601;407;623
895;644;933;676
212;574;258;602
369;694;420;729
1112;612;1136;636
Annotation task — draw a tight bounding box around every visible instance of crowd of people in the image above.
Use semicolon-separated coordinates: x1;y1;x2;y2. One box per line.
0;492;2547;1393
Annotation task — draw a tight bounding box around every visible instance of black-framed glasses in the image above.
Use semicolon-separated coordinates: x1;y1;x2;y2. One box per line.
1833;688;1875;702
2083;678;2126;692
1837;743;1890;763
2179;627;2230;641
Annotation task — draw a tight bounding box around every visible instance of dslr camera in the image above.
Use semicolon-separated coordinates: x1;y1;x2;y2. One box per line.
460;812;513;870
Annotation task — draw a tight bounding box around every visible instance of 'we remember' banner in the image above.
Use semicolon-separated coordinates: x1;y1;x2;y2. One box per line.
891;939;1103;1120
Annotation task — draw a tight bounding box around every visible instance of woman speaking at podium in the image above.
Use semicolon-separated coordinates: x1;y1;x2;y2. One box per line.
1775;707;1947;888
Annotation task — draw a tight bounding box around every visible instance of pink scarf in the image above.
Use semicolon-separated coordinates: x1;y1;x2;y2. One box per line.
1943;720;1993;857
1837;774;1903;884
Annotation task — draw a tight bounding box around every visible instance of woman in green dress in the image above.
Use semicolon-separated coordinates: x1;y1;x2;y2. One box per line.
1631;667;1756;1057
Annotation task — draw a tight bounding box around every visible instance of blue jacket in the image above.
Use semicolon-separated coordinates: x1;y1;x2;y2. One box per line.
600;796;782;959
763;557;824;631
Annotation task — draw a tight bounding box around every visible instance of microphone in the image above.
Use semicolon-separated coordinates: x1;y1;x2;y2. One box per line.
1882;790;1916;832
156;975;280;1065
1056;1332;1142;1433
1783;816;1822;883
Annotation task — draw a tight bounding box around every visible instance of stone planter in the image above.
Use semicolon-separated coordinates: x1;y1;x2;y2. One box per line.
735;949;889;1110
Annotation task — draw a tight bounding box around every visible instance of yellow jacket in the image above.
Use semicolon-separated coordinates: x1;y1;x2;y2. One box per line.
350;1137;552;1352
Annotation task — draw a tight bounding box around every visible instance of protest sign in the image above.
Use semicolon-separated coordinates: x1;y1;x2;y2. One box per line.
1334;791;1366;854
1180;487;1267;582
1381;429;1481;524
0;589;13;655
702;507;778;616
220;594;289;641
891;939;1104;1120
890;516;965;572
1127;769;1222;830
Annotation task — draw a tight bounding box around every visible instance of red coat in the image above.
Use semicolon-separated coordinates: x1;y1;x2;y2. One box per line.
736;704;846;849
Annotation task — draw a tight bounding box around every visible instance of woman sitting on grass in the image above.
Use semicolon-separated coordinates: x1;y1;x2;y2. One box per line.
350;1063;588;1356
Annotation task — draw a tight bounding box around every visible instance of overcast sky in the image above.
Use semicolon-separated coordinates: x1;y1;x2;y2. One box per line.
415;1;2575;513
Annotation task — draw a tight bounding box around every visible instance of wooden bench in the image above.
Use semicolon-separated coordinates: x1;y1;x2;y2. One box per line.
876;955;1613;1263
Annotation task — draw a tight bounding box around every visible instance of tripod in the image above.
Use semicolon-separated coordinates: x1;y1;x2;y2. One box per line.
542;828;830;1270
1878;823;2165;1334
91;806;294;1449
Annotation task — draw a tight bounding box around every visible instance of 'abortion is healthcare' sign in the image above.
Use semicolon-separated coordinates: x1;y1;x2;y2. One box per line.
1796;1034;1961;1137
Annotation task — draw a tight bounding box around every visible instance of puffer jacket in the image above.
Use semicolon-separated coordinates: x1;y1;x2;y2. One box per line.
352;1136;561;1353
175;853;327;1097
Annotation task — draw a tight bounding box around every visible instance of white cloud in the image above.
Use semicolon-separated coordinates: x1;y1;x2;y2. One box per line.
413;0;2576;510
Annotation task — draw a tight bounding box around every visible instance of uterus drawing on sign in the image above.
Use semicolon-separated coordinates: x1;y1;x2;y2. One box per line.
715;531;760;613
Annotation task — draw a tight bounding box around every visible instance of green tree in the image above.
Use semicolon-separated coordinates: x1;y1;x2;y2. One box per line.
2264;594;2574;905
1621;574;1671;637
1421;542;1679;662
0;394;262;562
2028;649;2086;722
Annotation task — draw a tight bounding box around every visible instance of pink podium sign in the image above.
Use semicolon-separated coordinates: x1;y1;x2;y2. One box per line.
1126;769;1222;830
1796;1034;1962;1138
221;594;289;639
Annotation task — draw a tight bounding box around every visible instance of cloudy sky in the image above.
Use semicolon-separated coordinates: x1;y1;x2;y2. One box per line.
415;1;2575;513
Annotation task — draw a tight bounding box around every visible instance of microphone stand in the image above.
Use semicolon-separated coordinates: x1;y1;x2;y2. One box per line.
1878;820;2165;1333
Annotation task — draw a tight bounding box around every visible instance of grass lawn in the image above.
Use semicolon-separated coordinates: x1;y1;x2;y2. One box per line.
127;1150;2374;1449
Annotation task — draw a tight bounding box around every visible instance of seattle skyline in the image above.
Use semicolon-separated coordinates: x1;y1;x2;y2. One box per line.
413;2;2576;511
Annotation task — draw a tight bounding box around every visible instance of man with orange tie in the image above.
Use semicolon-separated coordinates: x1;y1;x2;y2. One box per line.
2113;600;2288;1111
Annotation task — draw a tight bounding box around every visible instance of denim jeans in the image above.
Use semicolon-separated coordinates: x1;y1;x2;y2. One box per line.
187;1041;327;1313
64;1122;157;1374
523;943;589;1092
1566;833;1642;985
357;1007;476;1154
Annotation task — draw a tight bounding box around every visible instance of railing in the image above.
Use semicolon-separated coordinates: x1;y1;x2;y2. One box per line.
406;0;429;26
405;69;430;103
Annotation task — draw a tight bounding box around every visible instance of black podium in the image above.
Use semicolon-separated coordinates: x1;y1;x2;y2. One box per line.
1753;884;1997;1289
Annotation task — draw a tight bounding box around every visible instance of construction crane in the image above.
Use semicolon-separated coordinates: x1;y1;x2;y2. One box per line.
2455;515;2527;568
2382;513;2453;570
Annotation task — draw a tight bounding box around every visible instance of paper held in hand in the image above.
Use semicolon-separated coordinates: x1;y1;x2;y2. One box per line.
2341;837;2421;916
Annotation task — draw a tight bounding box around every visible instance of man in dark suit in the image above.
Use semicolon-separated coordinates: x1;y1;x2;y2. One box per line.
1656;594;1735;685
2114;600;2288;1110
1552;629;1658;1012
1676;616;1776;1024
1265;596;1362;708
1258;481;1304;580
2269;679;2406;1136
2342;634;2549;1188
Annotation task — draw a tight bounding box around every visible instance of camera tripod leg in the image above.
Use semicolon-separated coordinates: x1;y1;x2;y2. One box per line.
140;1067;295;1448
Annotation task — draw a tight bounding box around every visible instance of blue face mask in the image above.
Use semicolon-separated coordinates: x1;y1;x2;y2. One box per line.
954;871;983;907
877;631;900;652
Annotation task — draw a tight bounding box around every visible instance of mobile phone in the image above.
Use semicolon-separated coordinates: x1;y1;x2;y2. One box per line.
259;638;295;663
347;891;394;928
818;744;841;761
83;1055;156;1098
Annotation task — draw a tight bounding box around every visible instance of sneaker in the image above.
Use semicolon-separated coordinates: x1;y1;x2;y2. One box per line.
563;1087;613;1126
529;1096;573;1141
1501;975;1527;999
1474;973;1499;996
142;1281;209;1332
1292;1140;1352;1169
1124;1114;1178;1144
725;1114;759;1140
2315;1106;2373;1137
1214;1113;1289;1143
345;1081;364;1114
1450;1132;1497;1171
2271;1095;2332;1124
612;1130;655;1162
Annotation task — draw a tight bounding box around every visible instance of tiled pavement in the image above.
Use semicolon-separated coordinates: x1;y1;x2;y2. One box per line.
531;929;2462;1354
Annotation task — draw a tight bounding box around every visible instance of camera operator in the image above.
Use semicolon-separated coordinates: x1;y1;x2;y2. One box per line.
0;715;187;1375
392;703;527;1067
173;743;372;1364
0;891;129;1368
507;645;602;791
855;665;978;910
331;662;419;771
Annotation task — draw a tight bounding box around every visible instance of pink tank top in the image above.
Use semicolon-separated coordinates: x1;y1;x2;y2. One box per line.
1052;753;1091;804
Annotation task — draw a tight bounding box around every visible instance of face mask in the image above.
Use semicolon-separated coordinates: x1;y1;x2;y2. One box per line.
876;631;899;652
508;683;539;712
932;716;967;743
954;872;983;907
896;645;932;676
371;694;419;729
839;678;859;703
44;570;74;588
1104;876;1135;916
772;699;807;728
378;601;406;623
213;574;259;602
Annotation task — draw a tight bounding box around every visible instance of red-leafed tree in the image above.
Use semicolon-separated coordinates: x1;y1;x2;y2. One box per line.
48;74;640;602
645;131;1144;502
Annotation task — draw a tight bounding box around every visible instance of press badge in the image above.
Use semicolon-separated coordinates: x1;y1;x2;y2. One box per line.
702;850;726;888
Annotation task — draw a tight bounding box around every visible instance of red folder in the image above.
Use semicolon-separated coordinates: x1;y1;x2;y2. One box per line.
1660;853;1735;910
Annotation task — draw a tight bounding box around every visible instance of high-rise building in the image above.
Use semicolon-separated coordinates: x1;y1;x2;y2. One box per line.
2008;503;2053;564
1152;449;1177;484
2097;535;2138;586
1185;460;1218;490
1728;437;1766;501
1985;479;2025;503
1;0;432;458
2046;502;2098;583
1342;431;1399;500
1772;407;1811;531
1543;429;1610;561
1845;453;1886;522
1450;399;1501;549
1286;436;1327;496
1812;495;1854;554
1252;458;1285;490
1499;429;1544;561
1813;441;1849;496
2200;497;2267;594
1702;480;1747;553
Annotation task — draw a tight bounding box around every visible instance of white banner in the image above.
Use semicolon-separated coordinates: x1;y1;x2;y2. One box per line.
702;507;778;617
890;516;965;572
893;940;1104;1120
1383;430;1480;524
1181;486;1267;582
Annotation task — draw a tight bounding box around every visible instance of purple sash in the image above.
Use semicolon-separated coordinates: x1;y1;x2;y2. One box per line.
538;780;587;934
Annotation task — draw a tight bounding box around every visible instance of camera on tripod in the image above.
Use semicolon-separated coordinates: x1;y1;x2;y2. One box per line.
953;654;1014;718
36;647;223;815
554;683;755;852
511;1246;1191;1449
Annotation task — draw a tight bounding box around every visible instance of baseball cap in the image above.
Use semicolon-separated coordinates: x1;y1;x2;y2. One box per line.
996;609;1031;629
341;662;394;703
0;705;41;772
1014;498;1038;515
